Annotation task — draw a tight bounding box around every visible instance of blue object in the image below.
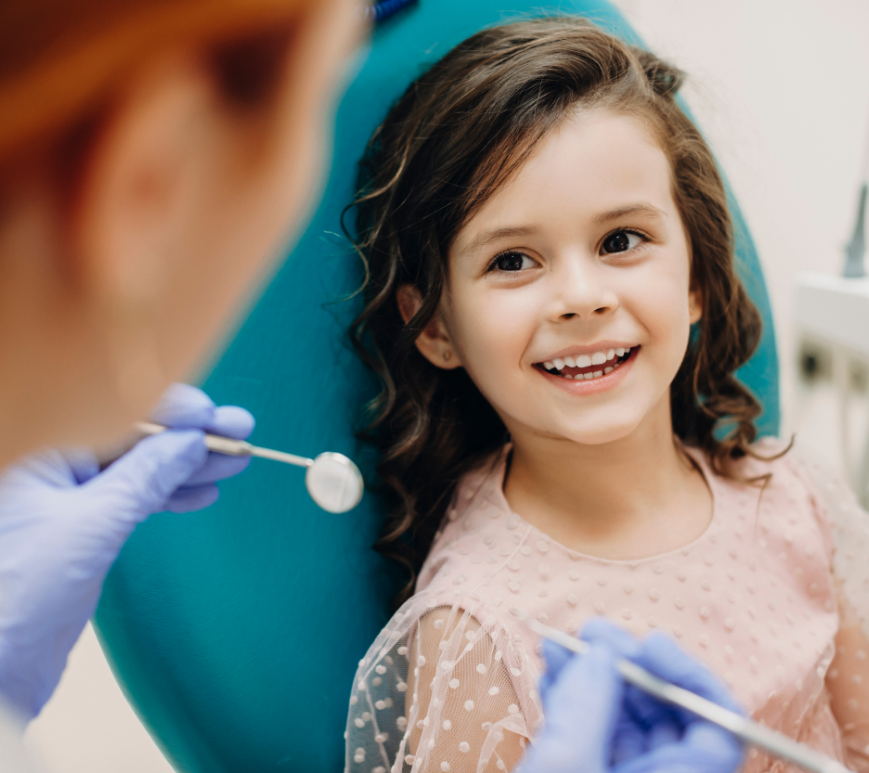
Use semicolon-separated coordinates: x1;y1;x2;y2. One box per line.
526;618;745;773
0;385;252;721
366;0;418;25
94;3;780;772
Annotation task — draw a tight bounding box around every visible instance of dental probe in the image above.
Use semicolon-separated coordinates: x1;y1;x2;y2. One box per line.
137;422;311;466
135;422;365;513
512;609;853;773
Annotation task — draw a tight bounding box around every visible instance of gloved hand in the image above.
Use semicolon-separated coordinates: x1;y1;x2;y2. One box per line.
0;383;254;721
521;618;745;773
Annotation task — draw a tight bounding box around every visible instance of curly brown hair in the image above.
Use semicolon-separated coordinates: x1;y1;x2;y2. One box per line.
347;17;766;604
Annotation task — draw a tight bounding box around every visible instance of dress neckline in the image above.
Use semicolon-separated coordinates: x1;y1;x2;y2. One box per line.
479;442;721;566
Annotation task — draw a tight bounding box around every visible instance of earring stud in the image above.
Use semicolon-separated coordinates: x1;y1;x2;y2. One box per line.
443;351;451;362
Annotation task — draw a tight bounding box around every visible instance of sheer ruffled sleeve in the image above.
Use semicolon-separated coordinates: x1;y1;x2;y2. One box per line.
345;592;540;773
791;451;869;771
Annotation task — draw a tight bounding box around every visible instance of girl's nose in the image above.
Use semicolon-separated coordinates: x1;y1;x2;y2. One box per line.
548;259;619;321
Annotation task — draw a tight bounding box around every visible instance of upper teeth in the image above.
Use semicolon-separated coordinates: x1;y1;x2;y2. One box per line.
543;347;629;371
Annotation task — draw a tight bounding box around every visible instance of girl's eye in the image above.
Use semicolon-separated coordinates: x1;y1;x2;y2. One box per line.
491;251;535;272
601;230;645;255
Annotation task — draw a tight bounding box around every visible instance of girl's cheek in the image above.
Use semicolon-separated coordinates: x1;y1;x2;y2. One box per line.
456;284;536;341
450;309;525;392
627;263;692;330
467;311;528;370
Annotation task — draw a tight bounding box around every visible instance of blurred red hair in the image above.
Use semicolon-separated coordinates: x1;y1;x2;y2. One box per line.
0;0;308;165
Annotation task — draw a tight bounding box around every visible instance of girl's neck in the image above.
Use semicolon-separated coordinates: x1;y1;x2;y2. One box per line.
503;397;712;559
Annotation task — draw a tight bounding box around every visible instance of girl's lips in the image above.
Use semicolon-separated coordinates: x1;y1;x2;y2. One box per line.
535;345;639;395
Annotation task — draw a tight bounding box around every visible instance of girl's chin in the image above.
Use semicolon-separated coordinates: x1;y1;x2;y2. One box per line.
552;420;640;447
516;412;642;446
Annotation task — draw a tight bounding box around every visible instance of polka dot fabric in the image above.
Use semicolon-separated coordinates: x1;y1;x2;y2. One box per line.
345;441;869;773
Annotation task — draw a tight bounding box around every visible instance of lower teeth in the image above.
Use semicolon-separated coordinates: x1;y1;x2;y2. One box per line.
567;366;615;380
541;349;632;379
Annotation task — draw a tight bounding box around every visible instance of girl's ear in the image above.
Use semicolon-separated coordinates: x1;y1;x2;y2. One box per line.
688;285;703;324
396;284;462;370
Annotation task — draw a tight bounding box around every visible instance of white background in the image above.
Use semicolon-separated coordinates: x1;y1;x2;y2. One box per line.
23;1;869;770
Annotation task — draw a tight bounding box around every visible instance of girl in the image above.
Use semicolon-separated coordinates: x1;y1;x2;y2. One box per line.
344;17;869;773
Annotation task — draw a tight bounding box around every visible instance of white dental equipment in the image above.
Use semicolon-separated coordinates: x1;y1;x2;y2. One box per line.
513;609;853;773
136;422;364;514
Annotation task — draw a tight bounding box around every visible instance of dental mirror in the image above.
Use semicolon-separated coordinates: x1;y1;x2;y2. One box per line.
304;452;365;513
135;423;366;513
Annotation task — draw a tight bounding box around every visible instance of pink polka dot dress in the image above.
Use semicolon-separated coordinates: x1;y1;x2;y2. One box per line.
345;440;869;773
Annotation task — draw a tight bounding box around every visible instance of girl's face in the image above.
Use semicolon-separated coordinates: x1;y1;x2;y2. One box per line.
430;108;700;447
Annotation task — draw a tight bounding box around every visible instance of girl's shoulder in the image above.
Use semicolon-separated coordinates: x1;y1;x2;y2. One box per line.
677;438;842;576
702;436;868;571
694;435;827;511
717;436;852;512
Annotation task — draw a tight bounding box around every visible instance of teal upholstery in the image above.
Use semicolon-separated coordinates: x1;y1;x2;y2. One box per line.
94;2;779;771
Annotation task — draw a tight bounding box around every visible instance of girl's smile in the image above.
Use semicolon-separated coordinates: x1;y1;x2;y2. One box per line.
535;344;639;395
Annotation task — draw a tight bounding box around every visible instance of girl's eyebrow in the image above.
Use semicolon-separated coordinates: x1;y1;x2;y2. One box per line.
593;203;667;224
465;225;539;253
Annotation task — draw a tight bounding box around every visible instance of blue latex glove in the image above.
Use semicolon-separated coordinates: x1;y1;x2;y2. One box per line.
0;384;254;721
521;618;745;773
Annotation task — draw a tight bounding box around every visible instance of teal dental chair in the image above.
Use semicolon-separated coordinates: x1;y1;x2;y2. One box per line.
94;1;780;770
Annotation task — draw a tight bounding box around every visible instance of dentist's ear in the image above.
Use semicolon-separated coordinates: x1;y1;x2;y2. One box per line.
396;284;463;370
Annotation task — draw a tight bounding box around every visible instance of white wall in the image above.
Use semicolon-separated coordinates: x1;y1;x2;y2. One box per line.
23;2;869;770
